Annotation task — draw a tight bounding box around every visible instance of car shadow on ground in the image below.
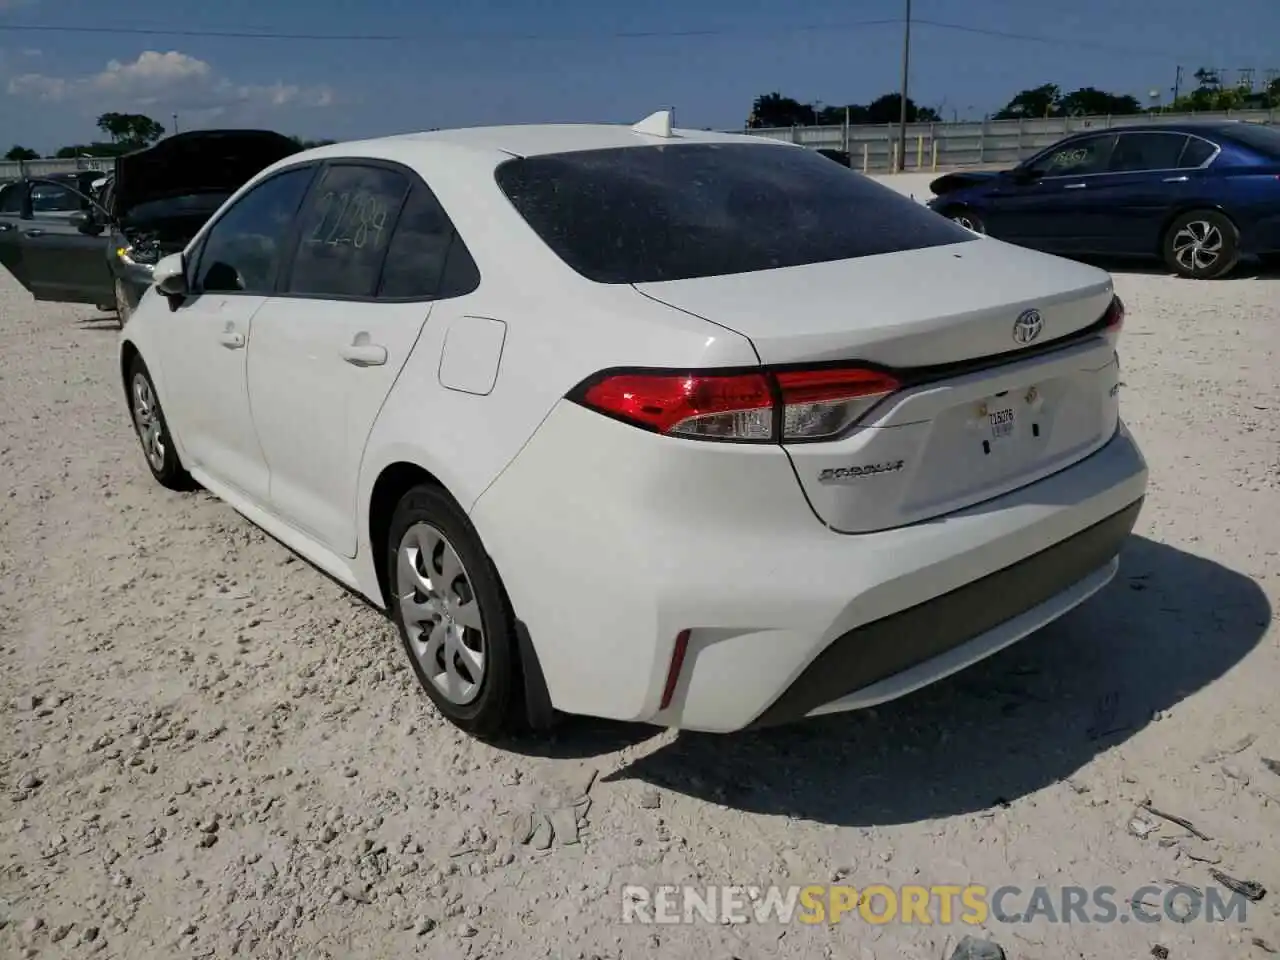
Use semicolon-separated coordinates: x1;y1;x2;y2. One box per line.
514;536;1270;826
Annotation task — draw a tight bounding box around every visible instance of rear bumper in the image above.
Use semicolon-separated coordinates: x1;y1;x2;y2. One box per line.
750;496;1141;727
471;401;1148;733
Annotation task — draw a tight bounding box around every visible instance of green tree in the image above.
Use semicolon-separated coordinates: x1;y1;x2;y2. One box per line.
863;93;939;123
993;84;1061;120
4;145;39;161
95;112;166;147
1057;87;1142;117
748;93;816;128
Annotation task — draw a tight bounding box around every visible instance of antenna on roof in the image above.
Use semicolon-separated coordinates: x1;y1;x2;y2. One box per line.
631;109;674;138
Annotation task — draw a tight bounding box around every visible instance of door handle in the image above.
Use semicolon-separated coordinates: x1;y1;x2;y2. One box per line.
1063;183;1087;190
219;331;246;350
340;342;388;367
1162;175;1189;183
23;229;44;237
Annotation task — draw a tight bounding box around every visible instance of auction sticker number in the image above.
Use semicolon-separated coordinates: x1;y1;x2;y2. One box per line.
989;407;1016;439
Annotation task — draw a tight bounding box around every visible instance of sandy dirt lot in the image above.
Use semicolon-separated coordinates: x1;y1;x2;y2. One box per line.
1;264;1277;960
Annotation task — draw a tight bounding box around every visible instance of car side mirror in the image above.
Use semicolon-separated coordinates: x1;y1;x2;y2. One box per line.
153;253;189;298
70;211;103;236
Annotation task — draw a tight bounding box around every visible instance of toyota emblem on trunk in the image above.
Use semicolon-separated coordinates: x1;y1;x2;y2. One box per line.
1012;309;1044;345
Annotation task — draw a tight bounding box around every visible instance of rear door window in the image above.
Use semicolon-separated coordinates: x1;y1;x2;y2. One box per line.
495;142;974;284
1108;133;1189;172
284;163;411;299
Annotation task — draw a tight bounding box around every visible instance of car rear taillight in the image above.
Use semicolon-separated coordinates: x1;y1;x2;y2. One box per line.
774;367;900;440
573;365;900;443
1101;294;1124;347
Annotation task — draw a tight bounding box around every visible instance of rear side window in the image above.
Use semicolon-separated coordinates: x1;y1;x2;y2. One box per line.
377;183;480;300
1179;137;1218;168
286;164;410;299
495;143;974;284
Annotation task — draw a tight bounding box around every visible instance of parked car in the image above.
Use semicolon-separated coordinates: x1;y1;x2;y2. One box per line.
926;121;1280;279
0;131;301;321
119;114;1147;738
0;171;117;308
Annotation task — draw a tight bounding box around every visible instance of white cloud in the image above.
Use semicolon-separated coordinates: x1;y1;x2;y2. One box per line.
7;50;335;122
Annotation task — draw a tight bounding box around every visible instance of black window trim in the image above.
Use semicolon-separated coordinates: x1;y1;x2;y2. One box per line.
188;161;321;298
272;156;481;305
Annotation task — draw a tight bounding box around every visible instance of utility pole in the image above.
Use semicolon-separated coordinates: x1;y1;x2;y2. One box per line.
1172;65;1182;104
173;113;180;134
896;0;912;172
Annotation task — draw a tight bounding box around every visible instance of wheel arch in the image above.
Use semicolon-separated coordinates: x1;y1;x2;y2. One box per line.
364;456;556;730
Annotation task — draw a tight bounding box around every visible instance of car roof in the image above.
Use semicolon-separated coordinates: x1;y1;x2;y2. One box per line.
1065;121;1268;138
286;122;786;166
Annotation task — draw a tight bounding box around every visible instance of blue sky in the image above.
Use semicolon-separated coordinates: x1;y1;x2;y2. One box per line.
0;0;1277;153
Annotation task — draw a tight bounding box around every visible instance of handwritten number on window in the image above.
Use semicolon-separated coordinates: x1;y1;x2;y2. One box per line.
304;189;390;251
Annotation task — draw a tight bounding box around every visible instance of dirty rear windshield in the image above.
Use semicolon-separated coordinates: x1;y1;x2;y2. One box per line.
494;142;974;284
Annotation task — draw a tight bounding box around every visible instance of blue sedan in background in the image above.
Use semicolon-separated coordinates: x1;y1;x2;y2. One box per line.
926;121;1280;279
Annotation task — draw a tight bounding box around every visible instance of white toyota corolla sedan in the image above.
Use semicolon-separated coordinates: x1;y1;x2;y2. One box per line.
119;112;1148;738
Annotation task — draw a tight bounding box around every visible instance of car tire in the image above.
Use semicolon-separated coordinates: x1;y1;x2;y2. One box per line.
387;484;522;739
1162;210;1240;280
115;279;134;327
127;356;192;490
946;207;985;235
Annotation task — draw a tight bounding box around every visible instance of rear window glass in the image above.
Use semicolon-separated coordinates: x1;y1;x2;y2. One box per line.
1222;123;1280;159
495;143;975;284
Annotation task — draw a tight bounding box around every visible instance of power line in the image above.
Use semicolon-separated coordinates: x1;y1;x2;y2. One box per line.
913;18;1205;60
0;19;902;43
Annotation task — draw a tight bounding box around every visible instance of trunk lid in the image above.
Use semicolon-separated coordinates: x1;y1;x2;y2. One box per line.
111;129;302;221
634;238;1115;368
635;241;1122;532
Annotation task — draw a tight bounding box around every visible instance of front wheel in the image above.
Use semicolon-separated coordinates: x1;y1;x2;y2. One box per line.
387;484;522;738
947;208;985;235
128;357;191;490
1162;210;1240;280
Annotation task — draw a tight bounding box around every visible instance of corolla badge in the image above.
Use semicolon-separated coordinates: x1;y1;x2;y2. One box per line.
1012;309;1044;345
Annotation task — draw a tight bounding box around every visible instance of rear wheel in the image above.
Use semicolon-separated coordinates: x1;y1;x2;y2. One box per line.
387;484;522;738
1162;210;1240;280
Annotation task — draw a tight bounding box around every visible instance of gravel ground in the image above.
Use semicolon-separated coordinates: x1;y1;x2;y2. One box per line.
1;264;1277;960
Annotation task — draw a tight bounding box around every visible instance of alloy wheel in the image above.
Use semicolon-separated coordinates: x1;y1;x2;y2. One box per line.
131;373;166;472
1171;220;1223;275
396;522;487;705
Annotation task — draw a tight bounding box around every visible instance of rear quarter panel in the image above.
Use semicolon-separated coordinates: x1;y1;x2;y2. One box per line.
352;141;760;579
